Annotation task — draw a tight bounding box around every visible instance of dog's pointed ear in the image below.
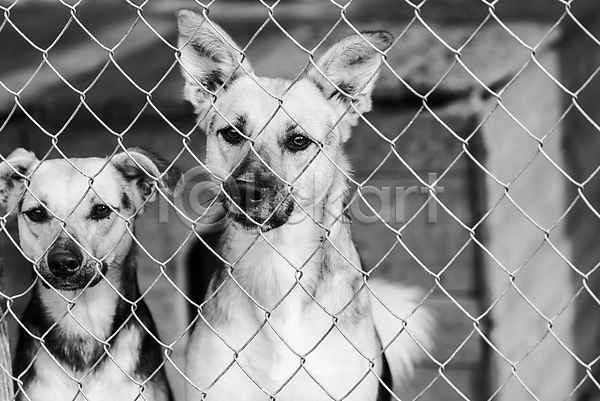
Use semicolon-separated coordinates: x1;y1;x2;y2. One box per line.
0;148;39;212
110;148;180;211
177;9;253;124
307;30;393;138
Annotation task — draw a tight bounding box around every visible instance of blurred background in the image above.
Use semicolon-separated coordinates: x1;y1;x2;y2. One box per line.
2;0;600;400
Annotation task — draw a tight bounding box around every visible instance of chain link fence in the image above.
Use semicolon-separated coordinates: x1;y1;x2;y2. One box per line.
0;0;599;400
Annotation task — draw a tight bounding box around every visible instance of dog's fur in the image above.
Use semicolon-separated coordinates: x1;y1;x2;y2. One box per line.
178;10;433;401
0;148;175;401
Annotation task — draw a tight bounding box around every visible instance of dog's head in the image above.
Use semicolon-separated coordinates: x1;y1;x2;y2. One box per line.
0;148;175;291
177;10;391;231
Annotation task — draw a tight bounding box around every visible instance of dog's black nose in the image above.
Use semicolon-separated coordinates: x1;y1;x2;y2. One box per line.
229;179;263;211
48;250;82;278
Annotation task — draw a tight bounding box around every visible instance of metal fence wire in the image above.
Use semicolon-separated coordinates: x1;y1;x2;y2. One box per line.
1;0;600;400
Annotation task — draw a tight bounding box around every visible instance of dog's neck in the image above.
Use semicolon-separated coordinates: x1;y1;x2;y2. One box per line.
34;247;142;369
40;279;118;338
217;152;363;313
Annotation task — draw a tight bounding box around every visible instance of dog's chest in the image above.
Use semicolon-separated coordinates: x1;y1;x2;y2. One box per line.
194;222;379;398
42;282;118;340
211;284;377;397
226;228;322;307
206;309;380;401
20;327;161;401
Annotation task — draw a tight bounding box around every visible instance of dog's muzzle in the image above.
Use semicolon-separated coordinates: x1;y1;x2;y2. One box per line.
223;175;294;231
42;238;106;291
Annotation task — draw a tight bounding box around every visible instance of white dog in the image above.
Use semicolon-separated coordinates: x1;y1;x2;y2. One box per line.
0;148;175;401
177;9;433;401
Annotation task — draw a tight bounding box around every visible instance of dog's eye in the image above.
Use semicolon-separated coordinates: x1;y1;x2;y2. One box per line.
24;208;49;223
218;127;245;145
91;204;112;220
286;134;312;152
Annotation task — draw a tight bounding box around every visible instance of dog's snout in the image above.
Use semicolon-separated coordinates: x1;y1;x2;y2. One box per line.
229;179;263;210
223;164;292;230
48;250;82;278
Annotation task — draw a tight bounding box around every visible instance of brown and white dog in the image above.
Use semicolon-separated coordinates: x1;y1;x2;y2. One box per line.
0;148;175;401
177;10;433;401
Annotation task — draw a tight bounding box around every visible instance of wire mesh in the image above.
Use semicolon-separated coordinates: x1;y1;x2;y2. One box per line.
0;0;598;400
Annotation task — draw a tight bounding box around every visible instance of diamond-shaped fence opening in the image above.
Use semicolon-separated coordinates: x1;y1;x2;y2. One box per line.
0;0;599;400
